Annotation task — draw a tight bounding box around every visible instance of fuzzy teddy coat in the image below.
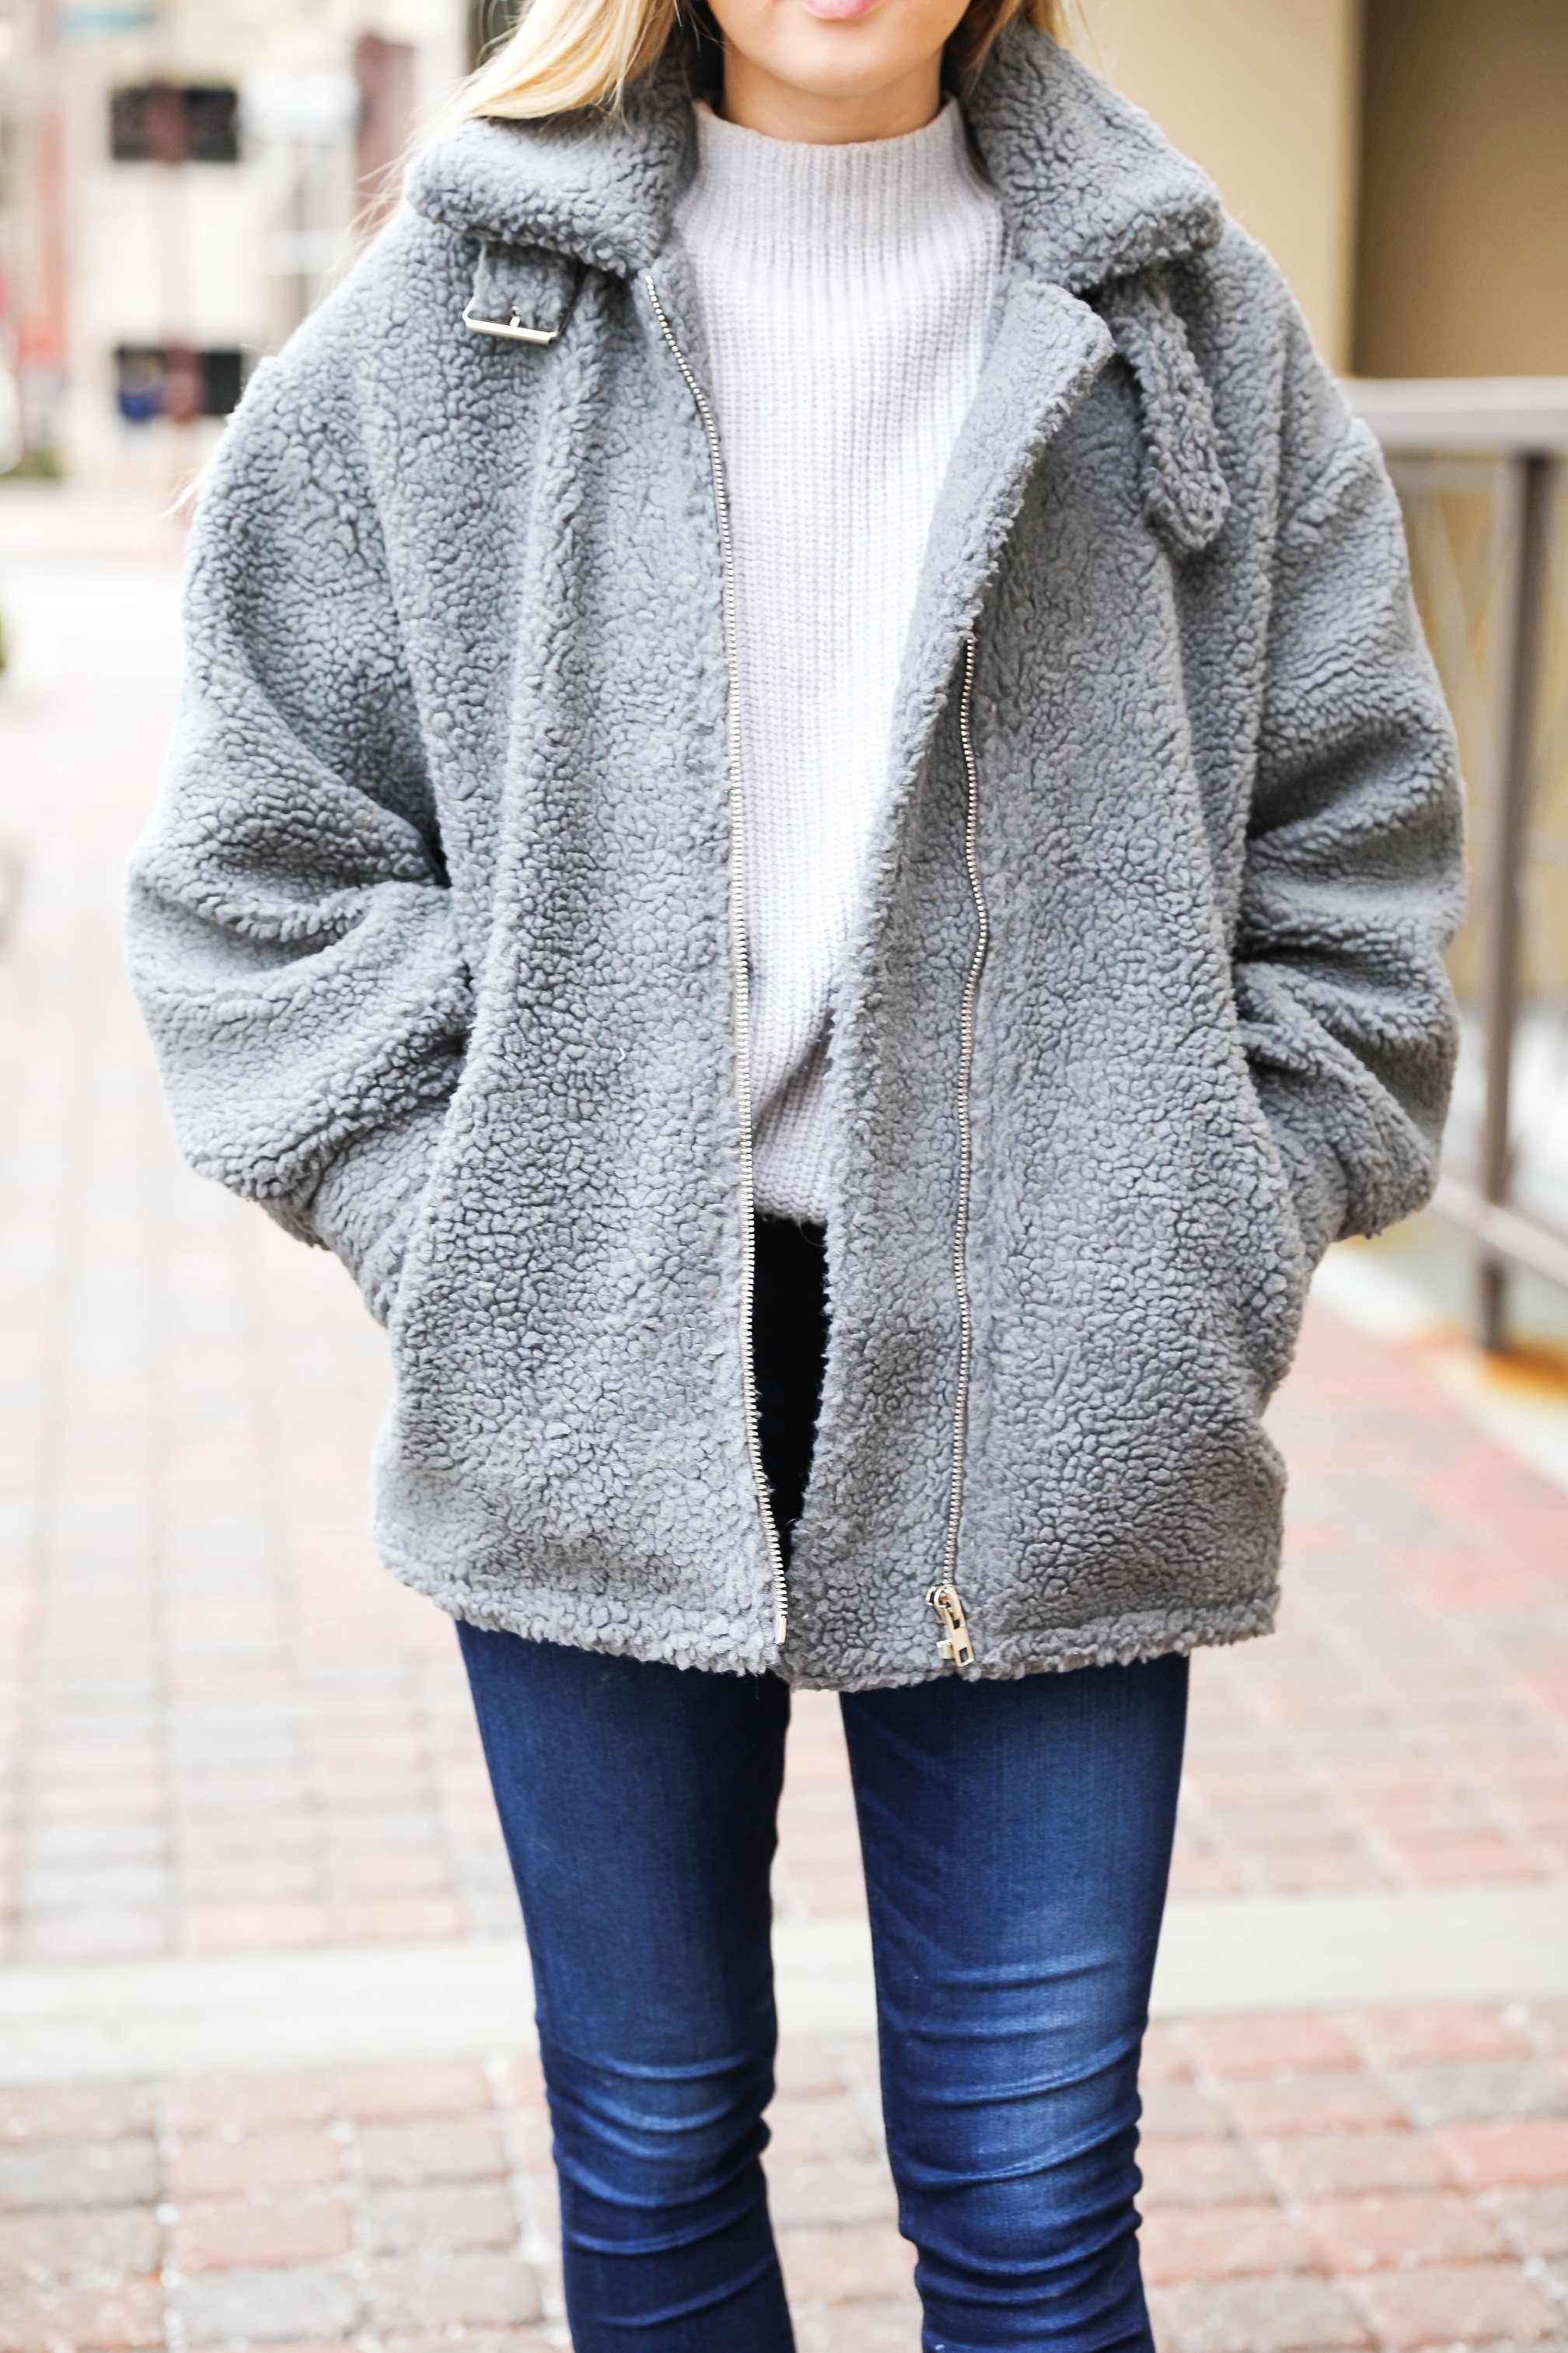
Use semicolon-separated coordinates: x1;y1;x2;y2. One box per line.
127;25;1464;1688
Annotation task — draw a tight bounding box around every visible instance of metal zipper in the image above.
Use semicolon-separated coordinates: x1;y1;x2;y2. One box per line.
928;631;988;1672
644;270;790;1653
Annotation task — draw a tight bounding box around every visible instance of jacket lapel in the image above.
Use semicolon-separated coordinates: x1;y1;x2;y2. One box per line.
887;269;1112;796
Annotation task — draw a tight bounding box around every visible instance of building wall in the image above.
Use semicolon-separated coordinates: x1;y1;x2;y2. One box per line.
35;0;465;482
1073;0;1364;372
1353;0;1568;379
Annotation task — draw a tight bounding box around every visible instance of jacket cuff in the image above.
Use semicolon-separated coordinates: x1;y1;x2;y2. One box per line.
303;1098;452;1324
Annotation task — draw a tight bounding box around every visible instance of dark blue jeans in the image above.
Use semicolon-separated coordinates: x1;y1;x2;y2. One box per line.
459;1631;1187;2351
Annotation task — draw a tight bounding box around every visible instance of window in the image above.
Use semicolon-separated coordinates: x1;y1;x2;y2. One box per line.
110;84;239;165
114;346;248;423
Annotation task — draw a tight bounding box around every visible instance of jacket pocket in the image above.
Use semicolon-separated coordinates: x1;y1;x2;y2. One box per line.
306;1096;455;1326
1214;1040;1316;1405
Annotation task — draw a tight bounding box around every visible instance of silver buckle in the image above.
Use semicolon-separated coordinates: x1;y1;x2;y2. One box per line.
462;296;558;348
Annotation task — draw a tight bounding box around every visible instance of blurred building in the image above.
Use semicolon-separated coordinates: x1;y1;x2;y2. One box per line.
0;0;466;483
2;0;1566;475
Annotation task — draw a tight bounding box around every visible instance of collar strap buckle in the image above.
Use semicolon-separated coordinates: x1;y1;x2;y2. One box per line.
463;242;581;351
462;296;559;346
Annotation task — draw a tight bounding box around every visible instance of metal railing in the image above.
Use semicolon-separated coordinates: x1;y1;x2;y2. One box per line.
1345;379;1568;1350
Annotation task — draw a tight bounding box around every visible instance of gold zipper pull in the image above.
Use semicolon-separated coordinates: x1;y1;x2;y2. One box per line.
927;1584;974;1669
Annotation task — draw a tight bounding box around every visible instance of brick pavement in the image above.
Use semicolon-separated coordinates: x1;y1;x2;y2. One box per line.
2;2014;1568;2352
4;489;1568;2347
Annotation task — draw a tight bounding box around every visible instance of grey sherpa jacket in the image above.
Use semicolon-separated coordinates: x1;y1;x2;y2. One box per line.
127;26;1464;1690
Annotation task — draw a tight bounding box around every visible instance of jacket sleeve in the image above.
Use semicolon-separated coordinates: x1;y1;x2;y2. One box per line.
1234;309;1465;1271
126;295;471;1323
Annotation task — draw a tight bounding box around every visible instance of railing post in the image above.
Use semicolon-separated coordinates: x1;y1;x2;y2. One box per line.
1479;449;1553;1353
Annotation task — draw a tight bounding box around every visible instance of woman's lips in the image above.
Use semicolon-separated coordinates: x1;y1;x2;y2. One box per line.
794;0;885;21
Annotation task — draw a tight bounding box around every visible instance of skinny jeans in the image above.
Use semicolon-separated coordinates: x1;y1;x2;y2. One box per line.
459;1221;1188;2352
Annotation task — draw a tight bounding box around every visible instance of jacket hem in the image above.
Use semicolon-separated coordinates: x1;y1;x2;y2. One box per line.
383;1555;783;1678
382;1551;1276;1689
785;1592;1279;1690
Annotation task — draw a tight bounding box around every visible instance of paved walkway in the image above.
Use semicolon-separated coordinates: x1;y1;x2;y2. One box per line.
4;2013;1568;2353
2;488;1567;2350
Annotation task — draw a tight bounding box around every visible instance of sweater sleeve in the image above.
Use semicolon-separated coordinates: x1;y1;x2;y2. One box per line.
1233;307;1466;1271
126;295;471;1323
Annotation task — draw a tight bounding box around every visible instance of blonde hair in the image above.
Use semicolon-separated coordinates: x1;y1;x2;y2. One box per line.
464;0;1063;124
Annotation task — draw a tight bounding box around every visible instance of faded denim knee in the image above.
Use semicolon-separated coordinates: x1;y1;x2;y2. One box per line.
540;2034;792;2343
543;2034;777;2257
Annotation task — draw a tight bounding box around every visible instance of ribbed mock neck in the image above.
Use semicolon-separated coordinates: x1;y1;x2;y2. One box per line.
683;99;990;262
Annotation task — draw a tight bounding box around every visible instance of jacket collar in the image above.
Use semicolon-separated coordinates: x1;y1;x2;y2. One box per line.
405;23;1222;292
406;50;697;278
962;27;1222;288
